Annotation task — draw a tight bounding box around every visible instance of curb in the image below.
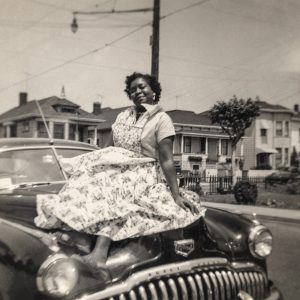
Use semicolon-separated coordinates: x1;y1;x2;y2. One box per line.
255;214;300;225
203;202;300;225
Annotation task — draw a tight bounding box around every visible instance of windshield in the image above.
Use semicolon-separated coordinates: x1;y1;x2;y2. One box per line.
0;147;91;188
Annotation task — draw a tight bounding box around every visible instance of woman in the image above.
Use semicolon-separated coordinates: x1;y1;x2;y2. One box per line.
35;72;205;276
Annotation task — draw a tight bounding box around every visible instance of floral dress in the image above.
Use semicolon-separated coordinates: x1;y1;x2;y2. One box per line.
35;106;205;241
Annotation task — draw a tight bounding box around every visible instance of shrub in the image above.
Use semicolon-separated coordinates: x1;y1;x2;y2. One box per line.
233;180;258;204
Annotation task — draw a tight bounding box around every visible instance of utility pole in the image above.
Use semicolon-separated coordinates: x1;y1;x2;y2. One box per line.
151;0;160;79
71;1;160;78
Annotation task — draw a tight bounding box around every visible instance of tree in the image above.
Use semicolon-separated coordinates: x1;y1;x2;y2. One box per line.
290;146;299;168
209;95;260;185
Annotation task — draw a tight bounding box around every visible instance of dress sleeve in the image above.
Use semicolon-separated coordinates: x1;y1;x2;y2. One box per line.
156;113;175;143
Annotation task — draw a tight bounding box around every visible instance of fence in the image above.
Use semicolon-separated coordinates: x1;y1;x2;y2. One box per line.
180;175;265;194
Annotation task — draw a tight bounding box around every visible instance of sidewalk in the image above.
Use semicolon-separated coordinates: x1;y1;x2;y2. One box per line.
203;201;300;224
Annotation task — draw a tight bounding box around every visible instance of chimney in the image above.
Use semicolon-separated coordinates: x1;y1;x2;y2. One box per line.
19;92;27;106
93;101;102;115
294;104;299;113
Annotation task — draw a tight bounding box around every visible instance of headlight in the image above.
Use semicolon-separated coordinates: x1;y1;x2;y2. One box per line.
249;225;273;258
37;253;78;298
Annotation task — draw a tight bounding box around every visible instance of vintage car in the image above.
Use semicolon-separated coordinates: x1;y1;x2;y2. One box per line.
0;138;282;300
265;167;299;186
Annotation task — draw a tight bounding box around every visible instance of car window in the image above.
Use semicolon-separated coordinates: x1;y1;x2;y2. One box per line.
56;148;91;159
0;147;93;188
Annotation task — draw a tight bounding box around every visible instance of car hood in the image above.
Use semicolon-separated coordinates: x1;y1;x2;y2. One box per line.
0;186;259;261
203;205;259;258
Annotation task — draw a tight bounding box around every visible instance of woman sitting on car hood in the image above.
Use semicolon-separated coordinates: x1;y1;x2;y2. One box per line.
35;72;205;277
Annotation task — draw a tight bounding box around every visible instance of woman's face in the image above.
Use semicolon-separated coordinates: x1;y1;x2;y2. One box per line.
129;77;155;107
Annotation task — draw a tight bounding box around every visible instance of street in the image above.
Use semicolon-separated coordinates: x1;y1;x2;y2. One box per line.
260;219;300;300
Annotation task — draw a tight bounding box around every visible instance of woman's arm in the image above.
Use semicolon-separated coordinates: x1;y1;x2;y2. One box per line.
158;137;198;214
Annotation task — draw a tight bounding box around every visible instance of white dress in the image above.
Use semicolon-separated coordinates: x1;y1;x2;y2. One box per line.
35;105;205;241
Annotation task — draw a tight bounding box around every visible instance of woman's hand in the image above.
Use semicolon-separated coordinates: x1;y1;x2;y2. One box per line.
174;195;199;214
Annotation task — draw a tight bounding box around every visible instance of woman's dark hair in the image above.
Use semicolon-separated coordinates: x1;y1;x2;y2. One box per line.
124;72;162;102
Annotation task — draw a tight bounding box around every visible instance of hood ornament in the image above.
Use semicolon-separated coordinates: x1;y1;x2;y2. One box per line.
238;291;254;300
174;239;195;257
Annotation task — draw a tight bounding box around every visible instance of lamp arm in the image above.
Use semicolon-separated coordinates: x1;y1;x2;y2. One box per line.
73;7;153;16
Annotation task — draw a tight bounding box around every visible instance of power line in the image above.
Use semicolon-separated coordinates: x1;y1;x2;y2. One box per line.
0;21;150;93
274;90;300;104
0;0;210;94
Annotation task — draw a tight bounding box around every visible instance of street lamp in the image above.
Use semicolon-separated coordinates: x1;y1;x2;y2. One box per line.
70;0;160;78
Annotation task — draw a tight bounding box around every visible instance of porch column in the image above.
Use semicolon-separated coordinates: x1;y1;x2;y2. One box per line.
205;138;208;155
218;139;221;156
240;137;244;157
75;124;79;141
33;121;38;138
6;125;11;138
64;123;69;140
93;127;98;145
49;121;54;138
181;135;184;153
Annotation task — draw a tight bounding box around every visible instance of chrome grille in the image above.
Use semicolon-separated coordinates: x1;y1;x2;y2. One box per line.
105;269;268;300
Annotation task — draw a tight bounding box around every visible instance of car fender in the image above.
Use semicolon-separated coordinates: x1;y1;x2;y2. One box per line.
0;218;58;300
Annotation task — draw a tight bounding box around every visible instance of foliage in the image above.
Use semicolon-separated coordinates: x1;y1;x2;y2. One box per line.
252;164;272;170
233;180;258;204
209;95;260;147
290;146;299;168
209;95;260;185
286;178;300;195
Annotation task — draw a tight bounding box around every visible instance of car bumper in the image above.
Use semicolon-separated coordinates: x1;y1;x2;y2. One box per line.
265;285;283;300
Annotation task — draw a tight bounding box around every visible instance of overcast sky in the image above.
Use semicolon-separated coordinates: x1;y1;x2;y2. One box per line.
0;0;300;115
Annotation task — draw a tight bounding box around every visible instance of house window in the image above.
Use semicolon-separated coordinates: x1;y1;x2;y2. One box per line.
284;148;289;165
61;107;76;113
22;121;29;133
183;136;191;153
192;164;200;174
276;121;282;136
53;105;77;114
260;128;267;137
69;124;76;140
200;138;206;154
10;125;17;137
53;123;64;139
284;121;289;137
221;140;229;155
260;128;267;144
37;121;49;138
275;148;282;167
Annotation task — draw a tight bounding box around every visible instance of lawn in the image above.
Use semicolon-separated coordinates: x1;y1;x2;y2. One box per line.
202;185;300;210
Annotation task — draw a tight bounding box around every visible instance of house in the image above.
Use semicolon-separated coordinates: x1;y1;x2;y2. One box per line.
243;101;300;170
93;101;300;174
0;93;104;144
167;110;237;175
3;93;297;172
291;104;300;153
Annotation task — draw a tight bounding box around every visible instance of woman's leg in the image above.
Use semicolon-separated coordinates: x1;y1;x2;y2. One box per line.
84;235;111;267
74;235;111;277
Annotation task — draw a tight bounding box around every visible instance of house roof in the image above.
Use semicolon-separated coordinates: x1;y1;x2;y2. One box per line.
256;100;292;113
96;106;131;129
95;107;217;130
166;110;213;126
0;96;103;123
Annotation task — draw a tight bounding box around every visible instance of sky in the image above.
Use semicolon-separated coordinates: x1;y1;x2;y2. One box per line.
0;0;300;115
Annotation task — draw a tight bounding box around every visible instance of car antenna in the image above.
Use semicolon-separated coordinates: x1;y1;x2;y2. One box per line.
34;100;68;180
